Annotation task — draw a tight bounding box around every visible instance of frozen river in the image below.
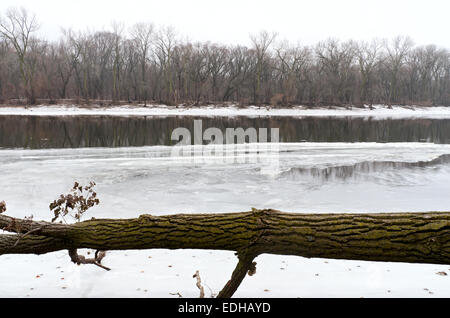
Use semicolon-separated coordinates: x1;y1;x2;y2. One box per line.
2;142;450;217
1;113;449;297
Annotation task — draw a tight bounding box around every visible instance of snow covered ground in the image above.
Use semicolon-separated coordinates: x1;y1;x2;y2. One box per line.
1;104;450;119
2;250;448;298
1;142;450;297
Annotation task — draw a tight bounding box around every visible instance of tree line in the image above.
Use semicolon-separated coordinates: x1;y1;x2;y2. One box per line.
0;7;449;107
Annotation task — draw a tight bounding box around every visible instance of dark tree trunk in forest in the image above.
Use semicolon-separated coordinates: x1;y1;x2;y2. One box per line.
1;209;449;297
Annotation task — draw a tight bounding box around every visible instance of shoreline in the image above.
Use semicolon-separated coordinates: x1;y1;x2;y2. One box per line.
1;104;450;119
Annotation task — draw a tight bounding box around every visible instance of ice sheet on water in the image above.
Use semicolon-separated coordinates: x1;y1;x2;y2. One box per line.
1;142;450;220
2;142;450;298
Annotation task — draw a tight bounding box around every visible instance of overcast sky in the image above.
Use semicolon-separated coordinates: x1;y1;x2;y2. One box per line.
1;0;449;47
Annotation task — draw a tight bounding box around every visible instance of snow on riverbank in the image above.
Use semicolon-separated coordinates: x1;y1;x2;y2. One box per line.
1;104;450;118
1;249;449;298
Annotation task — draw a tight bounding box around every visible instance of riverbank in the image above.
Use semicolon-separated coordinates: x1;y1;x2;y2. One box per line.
1;104;450;119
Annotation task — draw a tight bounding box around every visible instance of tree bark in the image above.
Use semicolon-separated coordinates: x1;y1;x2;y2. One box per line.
1;209;449;264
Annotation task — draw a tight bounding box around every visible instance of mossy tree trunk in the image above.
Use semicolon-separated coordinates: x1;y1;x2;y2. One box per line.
1;209;449;297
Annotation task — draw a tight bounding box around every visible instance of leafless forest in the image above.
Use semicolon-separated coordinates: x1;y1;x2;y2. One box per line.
0;7;449;107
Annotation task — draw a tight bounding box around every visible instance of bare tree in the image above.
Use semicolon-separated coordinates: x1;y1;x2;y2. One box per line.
0;7;40;104
0;38;10;100
53;29;81;99
384;36;414;107
316;38;356;106
222;46;252;102
130;22;154;105
155;26;177;104
275;41;311;105
205;43;228;102
250;30;277;104
356;39;384;108
111;21;124;103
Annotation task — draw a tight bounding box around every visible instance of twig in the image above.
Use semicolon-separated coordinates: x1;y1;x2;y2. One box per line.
193;270;205;298
68;248;110;271
12;227;43;248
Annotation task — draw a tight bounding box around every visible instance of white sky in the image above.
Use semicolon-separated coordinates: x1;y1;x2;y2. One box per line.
1;0;449;48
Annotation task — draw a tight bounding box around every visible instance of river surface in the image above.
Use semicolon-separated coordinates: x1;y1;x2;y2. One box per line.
1;113;449;297
1;115;450;217
1;115;450;148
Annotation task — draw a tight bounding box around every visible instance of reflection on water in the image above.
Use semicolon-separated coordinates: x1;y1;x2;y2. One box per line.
281;153;450;181
0;116;450;149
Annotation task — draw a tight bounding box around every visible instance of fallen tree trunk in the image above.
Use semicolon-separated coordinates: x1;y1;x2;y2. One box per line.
1;209;449;297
